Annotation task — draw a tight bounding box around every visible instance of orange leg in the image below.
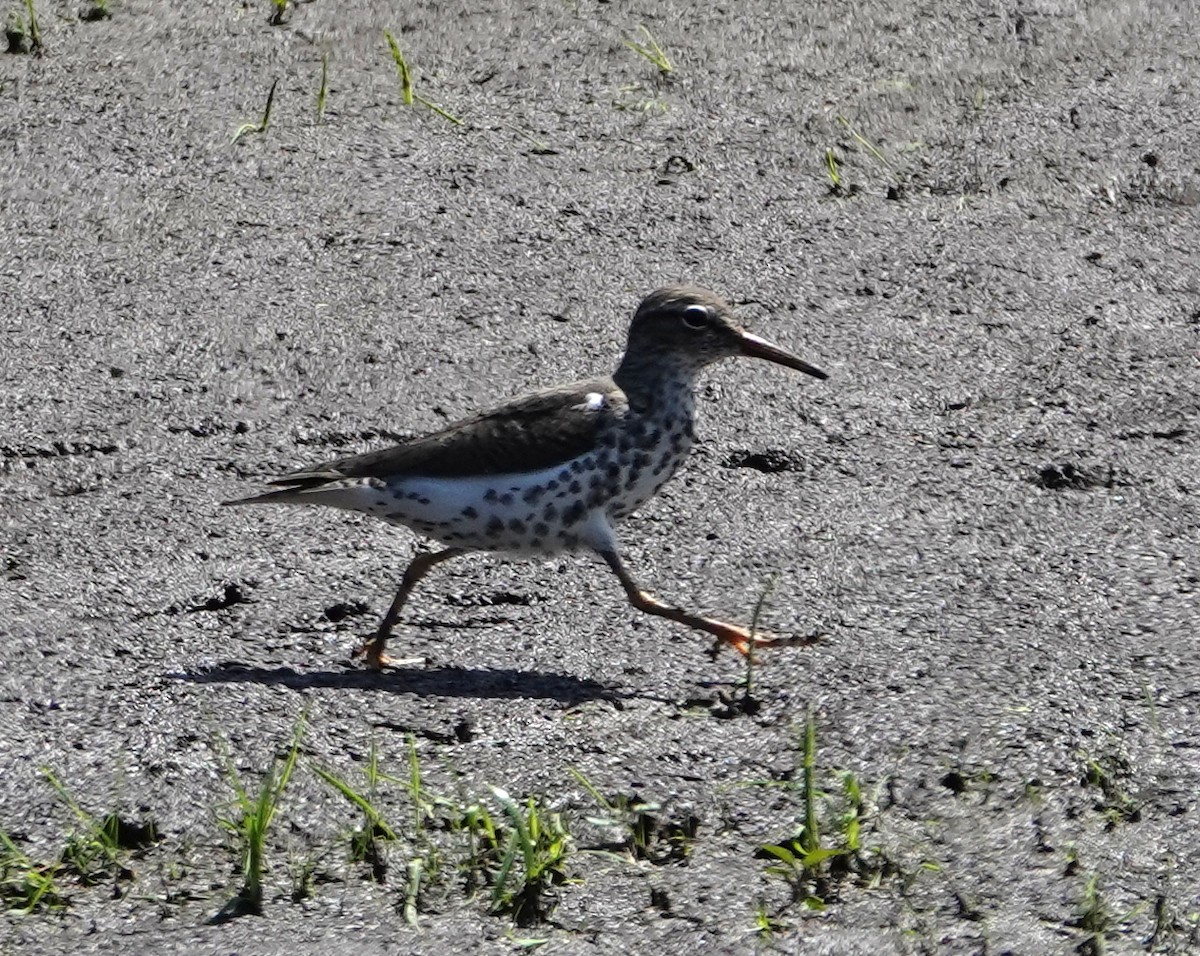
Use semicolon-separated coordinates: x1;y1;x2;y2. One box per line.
356;548;466;669
598;550;787;656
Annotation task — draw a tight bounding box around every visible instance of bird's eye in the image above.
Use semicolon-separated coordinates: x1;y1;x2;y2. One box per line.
681;305;709;329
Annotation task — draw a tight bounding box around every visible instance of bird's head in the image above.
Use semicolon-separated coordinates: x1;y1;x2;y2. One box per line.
625;286;828;379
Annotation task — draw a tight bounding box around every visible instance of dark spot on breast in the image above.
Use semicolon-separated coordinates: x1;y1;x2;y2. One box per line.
557;469;571;482
633;450;651;469
499;492;514;506
529;537;542;549
486;516;505;536
562;500;586;526
509;519;526;534
484;488;498;502
605;462;620;479
376;499;388;508
543;503;558;522
522;485;545;504
647;428;662;446
461;506;478;519
533;522;549;537
545;479;559;492
568;480;582;494
627;468;642;487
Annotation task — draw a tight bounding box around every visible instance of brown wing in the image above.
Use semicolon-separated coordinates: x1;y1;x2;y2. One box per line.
266;378;627;489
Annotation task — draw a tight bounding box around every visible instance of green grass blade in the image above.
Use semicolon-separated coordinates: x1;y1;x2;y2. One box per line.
414;93;462;126
836;116;894;172
567;768;613;814
624;25;671;74
24;0;41;55
232;78;278;144
493;788;535;875
311;765;399;842
404;857;423;925
759;843;799;867
316;52;329;121
825;149;841;188
490;832;521;911
801;711;820;856
384;30;413;105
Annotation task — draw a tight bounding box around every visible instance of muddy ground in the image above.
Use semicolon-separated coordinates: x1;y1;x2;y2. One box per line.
2;0;1198;953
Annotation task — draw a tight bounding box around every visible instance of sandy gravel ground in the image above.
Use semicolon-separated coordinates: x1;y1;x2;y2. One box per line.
2;1;1198;953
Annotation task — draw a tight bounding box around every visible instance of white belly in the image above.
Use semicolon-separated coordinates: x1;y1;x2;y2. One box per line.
309;402;696;552
332;460;601;555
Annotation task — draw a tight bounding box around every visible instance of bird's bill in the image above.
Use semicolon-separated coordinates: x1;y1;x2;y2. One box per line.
738;331;828;380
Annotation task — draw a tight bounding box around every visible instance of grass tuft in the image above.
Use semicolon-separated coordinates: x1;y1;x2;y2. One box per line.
312;740;398;885
314;735;456;924
755;711;888;909
487;787;571;926
289;855;317;902
42;768;157;887
836;116;894;176
1079;752;1141;829
0;828;63;913
215;714;304;918
1;772;157;913
612;87;668;114
1074;873;1111;956
624;25;672;75
5;0;41;55
752;899;786;939
570;768;697;865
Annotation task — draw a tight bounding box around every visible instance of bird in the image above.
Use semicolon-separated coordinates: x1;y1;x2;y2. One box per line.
223;286;827;669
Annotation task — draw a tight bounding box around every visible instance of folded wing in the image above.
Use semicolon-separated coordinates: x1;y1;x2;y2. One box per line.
225;377;626;504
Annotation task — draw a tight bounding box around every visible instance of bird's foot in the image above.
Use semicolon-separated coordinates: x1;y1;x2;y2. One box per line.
708;625;824;659
352;638;423;671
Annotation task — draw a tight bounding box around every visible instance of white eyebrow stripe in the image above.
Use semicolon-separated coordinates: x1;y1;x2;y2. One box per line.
582;392;604;410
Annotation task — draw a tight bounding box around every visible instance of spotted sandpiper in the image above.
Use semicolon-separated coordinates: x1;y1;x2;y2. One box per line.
223;287;827;669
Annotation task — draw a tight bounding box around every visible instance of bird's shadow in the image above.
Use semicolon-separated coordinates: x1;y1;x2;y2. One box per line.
173;661;627;705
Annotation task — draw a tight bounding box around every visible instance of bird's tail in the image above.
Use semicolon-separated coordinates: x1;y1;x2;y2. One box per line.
221;488;308;507
221;478;378;512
